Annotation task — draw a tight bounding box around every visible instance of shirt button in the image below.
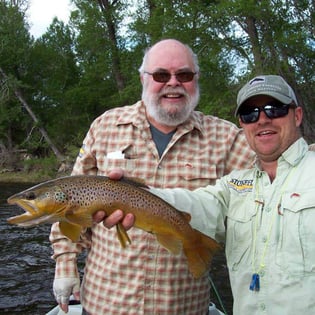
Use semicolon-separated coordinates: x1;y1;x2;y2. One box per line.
262;236;267;243
260;303;266;310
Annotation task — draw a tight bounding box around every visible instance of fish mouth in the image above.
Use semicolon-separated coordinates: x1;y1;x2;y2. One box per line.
7;198;56;227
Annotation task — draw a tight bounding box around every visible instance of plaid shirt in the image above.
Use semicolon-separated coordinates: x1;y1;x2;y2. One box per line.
50;101;254;315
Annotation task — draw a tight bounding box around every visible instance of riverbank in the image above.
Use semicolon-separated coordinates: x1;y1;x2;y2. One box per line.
0;170;70;183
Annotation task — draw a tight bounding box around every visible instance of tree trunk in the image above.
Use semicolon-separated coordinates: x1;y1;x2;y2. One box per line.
98;0;125;91
0;67;64;161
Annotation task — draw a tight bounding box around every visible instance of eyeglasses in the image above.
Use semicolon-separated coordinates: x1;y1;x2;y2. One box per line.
143;70;197;83
239;101;294;124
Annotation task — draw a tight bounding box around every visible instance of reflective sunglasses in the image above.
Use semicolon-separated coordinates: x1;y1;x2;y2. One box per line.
239;101;294;124
144;70;197;83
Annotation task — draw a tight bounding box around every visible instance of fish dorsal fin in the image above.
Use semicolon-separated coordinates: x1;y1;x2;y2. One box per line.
120;177;149;189
59;221;83;242
156;234;182;255
65;207;93;227
116;222;131;248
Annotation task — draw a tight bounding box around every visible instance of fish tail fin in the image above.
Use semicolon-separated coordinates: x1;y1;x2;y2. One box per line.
183;229;221;278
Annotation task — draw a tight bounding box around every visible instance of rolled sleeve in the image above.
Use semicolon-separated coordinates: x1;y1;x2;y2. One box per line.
50;222;91;278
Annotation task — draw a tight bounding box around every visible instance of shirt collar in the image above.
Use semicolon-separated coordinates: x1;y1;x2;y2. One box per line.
115;101;149;129
281;137;308;166
255;137;308;170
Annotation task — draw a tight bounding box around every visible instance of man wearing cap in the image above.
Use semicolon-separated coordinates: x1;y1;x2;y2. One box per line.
106;75;315;314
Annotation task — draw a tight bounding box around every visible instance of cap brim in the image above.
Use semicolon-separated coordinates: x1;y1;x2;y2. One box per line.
235;92;294;116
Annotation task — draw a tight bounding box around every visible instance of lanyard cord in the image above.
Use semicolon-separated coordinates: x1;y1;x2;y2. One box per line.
250;166;297;290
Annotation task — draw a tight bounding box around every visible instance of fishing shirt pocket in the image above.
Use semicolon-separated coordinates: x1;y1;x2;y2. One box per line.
99;142;156;178
276;189;315;274
100;143;136;169
178;160;217;186
225;194;258;271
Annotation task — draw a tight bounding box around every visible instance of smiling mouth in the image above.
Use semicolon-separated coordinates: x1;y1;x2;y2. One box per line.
257;130;276;136
163;93;183;99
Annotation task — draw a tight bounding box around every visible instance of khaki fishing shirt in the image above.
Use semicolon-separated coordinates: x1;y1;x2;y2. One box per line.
50;100;254;315
153;138;315;315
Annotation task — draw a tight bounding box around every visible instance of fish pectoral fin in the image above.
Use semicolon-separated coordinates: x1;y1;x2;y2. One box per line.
156;234;182;255
59;221;83;242
116;223;131;248
65;206;93;227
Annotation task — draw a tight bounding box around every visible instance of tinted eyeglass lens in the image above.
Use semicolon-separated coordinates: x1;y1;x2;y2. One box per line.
175;72;195;82
265;104;289;118
149;71;196;83
152;72;171;82
240;107;260;123
240;102;291;124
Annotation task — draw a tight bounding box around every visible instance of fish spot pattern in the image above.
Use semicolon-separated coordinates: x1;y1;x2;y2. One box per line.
55;176;188;234
54;191;68;203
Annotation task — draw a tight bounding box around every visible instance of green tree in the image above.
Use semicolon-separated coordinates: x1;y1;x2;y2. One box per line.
0;1;33;163
1;0;314;170
0;1;65;163
29;19;81;148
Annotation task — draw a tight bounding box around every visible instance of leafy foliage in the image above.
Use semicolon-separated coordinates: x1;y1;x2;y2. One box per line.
0;0;314;169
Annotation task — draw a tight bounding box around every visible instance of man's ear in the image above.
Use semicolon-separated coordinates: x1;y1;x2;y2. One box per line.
294;106;303;127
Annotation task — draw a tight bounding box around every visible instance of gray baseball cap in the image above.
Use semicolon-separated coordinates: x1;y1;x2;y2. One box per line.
235;75;298;116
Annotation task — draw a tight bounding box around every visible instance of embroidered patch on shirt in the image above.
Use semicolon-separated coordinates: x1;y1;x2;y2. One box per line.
79;145;85;158
228;178;254;193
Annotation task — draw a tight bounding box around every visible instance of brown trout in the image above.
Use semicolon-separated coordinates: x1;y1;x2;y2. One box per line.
7;175;221;278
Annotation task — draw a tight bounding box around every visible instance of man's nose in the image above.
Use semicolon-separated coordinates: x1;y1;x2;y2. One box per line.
166;74;181;85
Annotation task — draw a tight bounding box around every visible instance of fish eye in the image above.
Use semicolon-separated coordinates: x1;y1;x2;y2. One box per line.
25;191;36;200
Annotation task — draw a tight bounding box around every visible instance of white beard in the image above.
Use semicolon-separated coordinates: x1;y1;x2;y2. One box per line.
142;86;200;126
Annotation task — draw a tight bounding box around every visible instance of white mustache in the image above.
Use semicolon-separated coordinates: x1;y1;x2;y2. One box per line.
158;87;188;98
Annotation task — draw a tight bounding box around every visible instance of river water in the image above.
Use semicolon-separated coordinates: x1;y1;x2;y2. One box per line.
0;182;233;315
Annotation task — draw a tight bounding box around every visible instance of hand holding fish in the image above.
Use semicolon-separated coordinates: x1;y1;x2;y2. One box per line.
95;209;135;230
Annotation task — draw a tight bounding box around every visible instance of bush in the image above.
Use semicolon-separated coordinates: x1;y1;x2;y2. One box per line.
23;155;59;178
